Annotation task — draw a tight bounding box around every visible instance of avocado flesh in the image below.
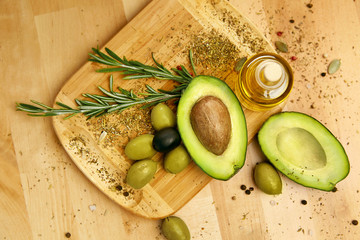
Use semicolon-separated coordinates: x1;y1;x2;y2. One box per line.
258;112;349;191
177;75;248;180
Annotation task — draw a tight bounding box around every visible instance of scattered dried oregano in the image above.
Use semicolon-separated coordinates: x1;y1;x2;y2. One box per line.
328;59;341;74
275;41;288;53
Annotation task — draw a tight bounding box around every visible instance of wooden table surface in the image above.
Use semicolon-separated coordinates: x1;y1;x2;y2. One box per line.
1;0;360;239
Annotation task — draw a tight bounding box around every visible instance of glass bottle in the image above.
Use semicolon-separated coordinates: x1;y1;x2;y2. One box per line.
236;52;294;111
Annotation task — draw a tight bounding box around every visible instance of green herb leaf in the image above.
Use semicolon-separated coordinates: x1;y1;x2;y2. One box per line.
275;41;288;53
234;57;247;72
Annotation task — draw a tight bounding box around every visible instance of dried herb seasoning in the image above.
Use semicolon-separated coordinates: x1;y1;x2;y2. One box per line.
190;5;268;72
87;106;153;149
191;29;238;69
215;6;268;50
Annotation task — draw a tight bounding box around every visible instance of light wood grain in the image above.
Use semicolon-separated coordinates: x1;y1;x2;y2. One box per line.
2;0;360;239
52;0;280;219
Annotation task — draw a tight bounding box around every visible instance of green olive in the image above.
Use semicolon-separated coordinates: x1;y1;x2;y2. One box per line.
164;145;192;174
126;159;157;189
253;162;282;195
161;216;190;240
151;103;176;131
125;134;157;160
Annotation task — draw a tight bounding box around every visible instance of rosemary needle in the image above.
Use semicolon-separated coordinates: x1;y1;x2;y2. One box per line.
89;47;196;83
16;49;197;119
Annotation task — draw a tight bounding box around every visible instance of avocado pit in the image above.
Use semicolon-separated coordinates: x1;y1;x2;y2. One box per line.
190;96;231;155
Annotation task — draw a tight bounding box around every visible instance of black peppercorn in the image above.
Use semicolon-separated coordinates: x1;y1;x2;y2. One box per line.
321;72;326;77
240;185;246;190
65;232;71;238
352;220;358;225
245;189;251;195
301;200;307;205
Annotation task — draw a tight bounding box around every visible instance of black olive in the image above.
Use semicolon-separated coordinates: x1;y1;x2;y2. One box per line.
152;127;181;152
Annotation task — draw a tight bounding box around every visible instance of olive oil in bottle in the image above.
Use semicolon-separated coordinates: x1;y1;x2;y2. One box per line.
236;52;293;111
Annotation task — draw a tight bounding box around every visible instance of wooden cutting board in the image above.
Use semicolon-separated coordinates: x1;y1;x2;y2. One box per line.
52;0;283;219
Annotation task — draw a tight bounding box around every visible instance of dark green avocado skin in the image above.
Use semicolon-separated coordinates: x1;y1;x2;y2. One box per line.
177;75;248;181
258;111;349;191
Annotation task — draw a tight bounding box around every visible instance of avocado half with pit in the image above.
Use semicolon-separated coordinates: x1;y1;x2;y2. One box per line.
177;75;248;180
258;112;349;191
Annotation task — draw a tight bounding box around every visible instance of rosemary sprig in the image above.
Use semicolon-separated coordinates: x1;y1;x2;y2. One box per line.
16;48;197;119
16;100;81;118
89;47;196;83
16;75;184;119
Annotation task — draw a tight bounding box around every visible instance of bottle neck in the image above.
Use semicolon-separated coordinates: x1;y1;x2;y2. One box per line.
255;59;289;99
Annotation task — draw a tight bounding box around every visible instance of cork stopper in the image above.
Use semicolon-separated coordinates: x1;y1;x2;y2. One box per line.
263;62;283;82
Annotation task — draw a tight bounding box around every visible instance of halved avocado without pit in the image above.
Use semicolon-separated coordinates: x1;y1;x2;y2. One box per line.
258;112;349;191
177;75;248;180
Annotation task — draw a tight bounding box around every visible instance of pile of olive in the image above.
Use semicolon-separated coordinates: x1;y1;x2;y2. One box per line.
124;103;192;189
